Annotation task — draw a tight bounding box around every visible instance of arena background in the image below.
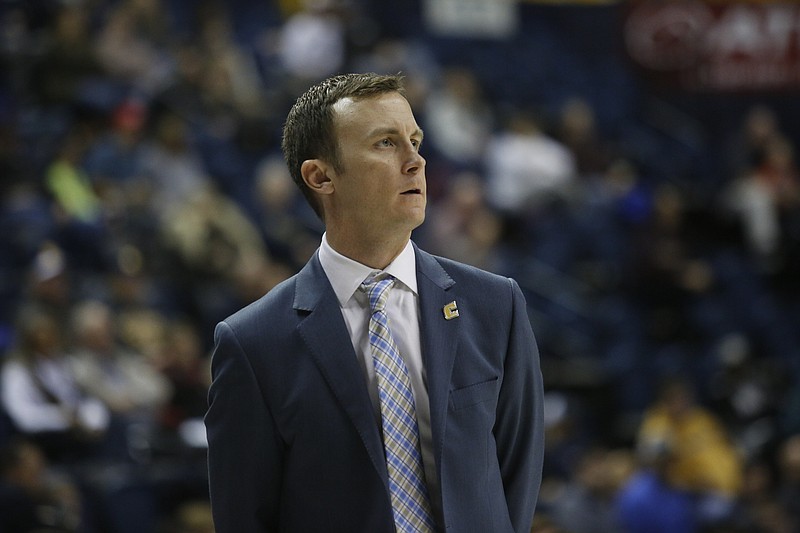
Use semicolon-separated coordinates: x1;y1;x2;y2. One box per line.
1;1;799;532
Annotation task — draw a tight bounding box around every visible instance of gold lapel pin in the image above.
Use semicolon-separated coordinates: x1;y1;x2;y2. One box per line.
443;301;459;320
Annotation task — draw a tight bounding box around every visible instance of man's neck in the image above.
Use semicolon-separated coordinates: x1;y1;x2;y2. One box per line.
325;229;411;270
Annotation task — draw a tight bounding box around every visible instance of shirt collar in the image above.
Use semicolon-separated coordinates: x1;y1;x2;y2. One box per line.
318;232;418;307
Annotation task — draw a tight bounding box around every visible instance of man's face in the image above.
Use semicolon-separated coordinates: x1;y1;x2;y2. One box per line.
326;92;426;238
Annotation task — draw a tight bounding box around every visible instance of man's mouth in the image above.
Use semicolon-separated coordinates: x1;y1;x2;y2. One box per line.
401;188;422;195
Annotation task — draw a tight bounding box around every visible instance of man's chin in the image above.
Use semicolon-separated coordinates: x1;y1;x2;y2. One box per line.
409;210;426;231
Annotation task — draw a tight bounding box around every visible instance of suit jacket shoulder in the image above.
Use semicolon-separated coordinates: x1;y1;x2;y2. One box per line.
222;271;298;332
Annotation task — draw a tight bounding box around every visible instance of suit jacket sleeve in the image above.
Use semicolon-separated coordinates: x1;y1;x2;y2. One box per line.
495;278;545;532
206;320;281;533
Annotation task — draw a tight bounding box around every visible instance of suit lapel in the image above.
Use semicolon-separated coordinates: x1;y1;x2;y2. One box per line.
414;246;459;484
293;254;389;490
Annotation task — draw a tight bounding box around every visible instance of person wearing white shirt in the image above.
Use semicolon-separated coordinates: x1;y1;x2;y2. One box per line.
1;305;109;461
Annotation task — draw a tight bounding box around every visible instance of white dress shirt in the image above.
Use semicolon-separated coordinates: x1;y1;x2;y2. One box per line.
318;233;440;512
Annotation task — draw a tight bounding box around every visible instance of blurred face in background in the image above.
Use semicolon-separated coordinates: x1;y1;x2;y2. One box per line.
23;312;63;358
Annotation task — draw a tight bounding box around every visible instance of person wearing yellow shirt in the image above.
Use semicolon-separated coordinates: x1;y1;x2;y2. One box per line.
637;377;743;521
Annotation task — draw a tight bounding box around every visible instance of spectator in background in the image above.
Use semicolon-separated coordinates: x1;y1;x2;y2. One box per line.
0;305;110;463
156;319;211;450
0;438;83;532
81;98;163;271
628;184;714;347
484;108;576;217
83;97;150;188
161;186;268;282
68;299;171;457
707;333;787;461
277;0;346;83
24;243;73;324
573;157;650;281
45;129;111;273
350;38;438;111
616;438;698;533
725;105;782;179
753;136;800;209
141;111;211;219
46;129;102;226
423;67;493;168
422;170;505;272
154;41;207;121
539;391;590;483
0;179;57;344
94;0;173;96
546;447;633;533
556;97;613;179
723;135;800;269
160;183;274;329
728;455;796;533
252;155;320;269
196;3;266;121
637;377;743;525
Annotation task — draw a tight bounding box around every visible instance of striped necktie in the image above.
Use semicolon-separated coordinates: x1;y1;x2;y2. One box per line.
362;275;436;532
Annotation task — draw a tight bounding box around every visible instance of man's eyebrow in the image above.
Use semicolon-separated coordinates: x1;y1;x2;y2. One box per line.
367;127;425;140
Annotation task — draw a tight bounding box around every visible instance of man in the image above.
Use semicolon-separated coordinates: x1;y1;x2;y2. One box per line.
205;73;544;532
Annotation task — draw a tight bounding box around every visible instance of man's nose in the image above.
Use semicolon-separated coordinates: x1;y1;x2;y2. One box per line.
403;146;425;175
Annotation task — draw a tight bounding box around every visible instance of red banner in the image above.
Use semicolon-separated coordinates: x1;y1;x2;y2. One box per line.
624;1;800;91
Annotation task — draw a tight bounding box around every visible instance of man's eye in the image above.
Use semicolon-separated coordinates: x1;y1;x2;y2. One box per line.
379;139;393;147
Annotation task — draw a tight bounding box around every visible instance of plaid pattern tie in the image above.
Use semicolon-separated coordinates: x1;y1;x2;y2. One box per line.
362;275;436;532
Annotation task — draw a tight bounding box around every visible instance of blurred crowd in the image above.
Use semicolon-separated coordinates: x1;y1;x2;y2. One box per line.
1;0;799;532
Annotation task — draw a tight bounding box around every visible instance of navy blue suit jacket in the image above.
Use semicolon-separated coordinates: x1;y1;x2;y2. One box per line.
205;245;545;532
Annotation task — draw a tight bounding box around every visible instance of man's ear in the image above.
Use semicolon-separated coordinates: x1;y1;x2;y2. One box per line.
301;159;335;195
